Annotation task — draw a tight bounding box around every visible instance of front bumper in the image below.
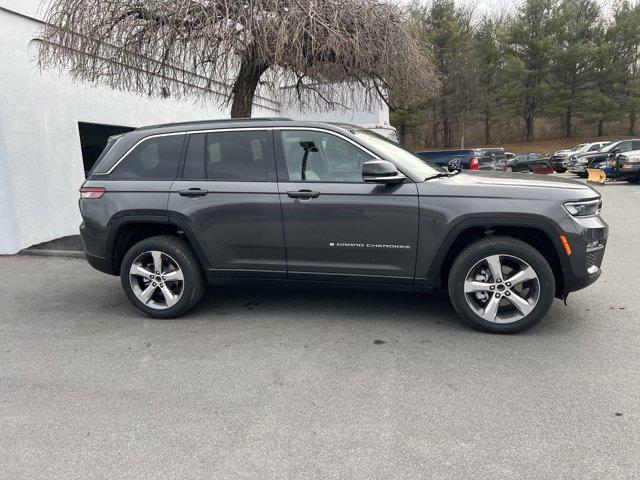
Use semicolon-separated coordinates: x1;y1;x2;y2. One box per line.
567;164;588;173
559;214;608;294
617;163;640;179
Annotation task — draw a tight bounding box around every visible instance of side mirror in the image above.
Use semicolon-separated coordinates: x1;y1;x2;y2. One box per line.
362;160;406;184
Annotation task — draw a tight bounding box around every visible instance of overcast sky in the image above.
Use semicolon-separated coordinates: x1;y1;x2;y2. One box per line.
450;0;620;18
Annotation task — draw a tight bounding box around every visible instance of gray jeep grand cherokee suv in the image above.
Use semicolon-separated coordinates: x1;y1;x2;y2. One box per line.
79;118;607;333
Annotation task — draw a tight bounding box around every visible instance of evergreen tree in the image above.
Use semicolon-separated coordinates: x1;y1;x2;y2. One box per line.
503;0;555;141
547;0;601;138
474;16;506;145
411;0;477;147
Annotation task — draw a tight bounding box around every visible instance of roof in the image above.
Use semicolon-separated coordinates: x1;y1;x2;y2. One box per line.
136;117;293;131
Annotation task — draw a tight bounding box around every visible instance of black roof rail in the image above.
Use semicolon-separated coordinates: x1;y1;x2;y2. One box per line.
137;117;293;131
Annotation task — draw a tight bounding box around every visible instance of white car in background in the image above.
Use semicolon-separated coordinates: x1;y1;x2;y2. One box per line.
553;141;610;172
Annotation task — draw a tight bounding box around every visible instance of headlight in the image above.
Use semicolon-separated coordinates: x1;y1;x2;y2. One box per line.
564;199;601;217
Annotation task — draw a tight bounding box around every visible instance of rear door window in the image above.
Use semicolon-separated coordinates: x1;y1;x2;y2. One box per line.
205;130;274;181
112;135;184;180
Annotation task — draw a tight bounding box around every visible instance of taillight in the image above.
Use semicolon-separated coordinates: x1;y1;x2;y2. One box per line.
80;187;105;199
469;157;479;170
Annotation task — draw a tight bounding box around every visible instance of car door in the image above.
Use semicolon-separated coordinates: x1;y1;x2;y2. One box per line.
527;154;545;171
275;128;420;284
511;155;527;172
168;128;286;278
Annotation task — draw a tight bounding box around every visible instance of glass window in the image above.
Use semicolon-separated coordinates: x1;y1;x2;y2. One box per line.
281;130;373;182
206;130;272;181
182;133;205;179
112;135;183;180
348;129;438;178
617;141;633;153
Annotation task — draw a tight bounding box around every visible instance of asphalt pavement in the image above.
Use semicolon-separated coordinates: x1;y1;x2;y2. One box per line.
1;179;639;479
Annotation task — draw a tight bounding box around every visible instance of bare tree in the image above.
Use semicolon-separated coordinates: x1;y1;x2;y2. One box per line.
38;0;438;117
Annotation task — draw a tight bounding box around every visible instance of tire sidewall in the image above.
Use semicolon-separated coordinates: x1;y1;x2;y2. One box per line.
120;237;200;318
448;238;555;334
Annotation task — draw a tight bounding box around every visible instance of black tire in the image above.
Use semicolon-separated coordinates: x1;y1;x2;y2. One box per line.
626;177;640;184
447;236;555;334
120;235;205;318
555;167;567;173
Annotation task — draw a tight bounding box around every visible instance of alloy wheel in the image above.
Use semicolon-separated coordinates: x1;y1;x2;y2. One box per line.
129;251;184;310
463;254;540;324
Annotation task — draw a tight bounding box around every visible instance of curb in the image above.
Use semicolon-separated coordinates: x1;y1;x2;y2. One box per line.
19;249;85;259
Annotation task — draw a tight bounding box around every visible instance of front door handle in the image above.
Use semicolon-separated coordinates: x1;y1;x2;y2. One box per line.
179;188;208;197
286;190;320;199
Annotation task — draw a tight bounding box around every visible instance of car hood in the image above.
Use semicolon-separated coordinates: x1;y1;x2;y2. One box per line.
418;170;599;202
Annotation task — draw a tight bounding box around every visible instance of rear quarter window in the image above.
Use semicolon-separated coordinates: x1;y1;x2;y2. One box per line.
111;135;184;180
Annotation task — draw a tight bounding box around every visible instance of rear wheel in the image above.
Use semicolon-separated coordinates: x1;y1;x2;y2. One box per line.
448;236;555;333
120;235;205;318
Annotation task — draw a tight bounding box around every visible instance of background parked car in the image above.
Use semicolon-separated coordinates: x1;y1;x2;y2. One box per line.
568;139;640;177
616;150;640;183
415;148;505;171
510;153;553;174
551;142;610;173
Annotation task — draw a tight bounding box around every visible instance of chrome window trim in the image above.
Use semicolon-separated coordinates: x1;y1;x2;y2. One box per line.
105;126;381;176
104;127;274;175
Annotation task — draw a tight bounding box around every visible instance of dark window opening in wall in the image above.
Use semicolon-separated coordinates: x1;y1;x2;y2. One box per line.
78;122;136;177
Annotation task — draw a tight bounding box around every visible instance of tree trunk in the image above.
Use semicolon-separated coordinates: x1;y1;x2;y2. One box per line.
629;111;637;136
597;120;604;137
484;112;491;145
442;106;451;147
524;113;534;142
230;47;269;118
565;107;572;138
398;119;407;146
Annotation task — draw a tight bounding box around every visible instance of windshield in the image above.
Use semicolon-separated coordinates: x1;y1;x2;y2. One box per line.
601;142;620;153
572;144;590;153
350;130;439;178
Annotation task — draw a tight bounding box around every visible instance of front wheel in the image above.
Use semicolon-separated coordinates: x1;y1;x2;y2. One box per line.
448;236;555;333
120;235;205;318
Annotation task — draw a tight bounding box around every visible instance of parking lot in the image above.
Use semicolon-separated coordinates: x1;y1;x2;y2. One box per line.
1;179;639;479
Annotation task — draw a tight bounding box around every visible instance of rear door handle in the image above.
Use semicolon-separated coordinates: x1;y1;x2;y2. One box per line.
286;190;320;199
179;188;208;197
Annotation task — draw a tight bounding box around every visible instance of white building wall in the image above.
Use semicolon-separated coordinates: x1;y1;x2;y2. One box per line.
0;2;388;254
281;90;389;126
